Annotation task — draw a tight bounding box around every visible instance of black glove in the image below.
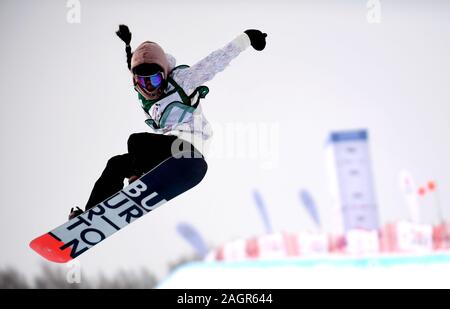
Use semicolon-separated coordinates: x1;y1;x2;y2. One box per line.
244;29;267;51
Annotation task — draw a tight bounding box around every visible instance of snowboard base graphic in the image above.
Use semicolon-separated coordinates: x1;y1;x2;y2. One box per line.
30;151;207;263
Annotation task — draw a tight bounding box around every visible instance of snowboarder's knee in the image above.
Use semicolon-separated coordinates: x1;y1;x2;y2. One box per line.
127;133;141;144
127;133;147;152
106;155;127;169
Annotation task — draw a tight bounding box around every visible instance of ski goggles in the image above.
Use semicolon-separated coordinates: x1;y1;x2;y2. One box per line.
135;72;165;92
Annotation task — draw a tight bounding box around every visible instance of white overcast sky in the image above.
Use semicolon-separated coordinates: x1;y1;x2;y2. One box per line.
0;0;449;280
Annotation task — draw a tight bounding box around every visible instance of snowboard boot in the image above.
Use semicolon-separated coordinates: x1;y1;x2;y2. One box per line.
128;175;140;184
68;207;84;220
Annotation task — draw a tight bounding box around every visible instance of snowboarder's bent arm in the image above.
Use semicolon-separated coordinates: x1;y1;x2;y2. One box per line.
171;33;252;93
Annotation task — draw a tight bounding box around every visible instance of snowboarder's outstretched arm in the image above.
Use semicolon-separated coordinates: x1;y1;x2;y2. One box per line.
172;29;267;93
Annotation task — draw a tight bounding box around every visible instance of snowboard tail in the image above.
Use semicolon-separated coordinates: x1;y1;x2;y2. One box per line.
30;151;207;263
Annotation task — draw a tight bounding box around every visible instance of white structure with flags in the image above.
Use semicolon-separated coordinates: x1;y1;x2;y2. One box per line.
326;129;380;233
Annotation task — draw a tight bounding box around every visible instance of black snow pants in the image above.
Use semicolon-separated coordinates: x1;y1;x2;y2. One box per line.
84;132;201;210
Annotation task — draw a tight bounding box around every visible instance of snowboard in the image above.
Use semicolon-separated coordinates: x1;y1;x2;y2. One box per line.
30;151;207;263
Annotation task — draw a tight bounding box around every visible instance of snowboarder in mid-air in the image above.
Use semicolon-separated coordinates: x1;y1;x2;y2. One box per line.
30;25;267;263
68;25;267;220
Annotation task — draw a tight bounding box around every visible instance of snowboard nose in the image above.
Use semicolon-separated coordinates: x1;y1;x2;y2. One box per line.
29;233;73;263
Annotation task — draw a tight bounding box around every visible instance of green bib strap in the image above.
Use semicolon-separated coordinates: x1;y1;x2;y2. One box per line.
138;64;210;130
189;85;209;108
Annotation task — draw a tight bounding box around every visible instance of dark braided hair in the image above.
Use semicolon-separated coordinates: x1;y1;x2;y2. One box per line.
115;24;132;70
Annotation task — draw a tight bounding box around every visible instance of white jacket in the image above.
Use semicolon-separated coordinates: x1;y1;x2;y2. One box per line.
143;33;251;154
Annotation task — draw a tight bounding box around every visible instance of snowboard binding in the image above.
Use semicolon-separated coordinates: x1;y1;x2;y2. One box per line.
68;207;84;220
